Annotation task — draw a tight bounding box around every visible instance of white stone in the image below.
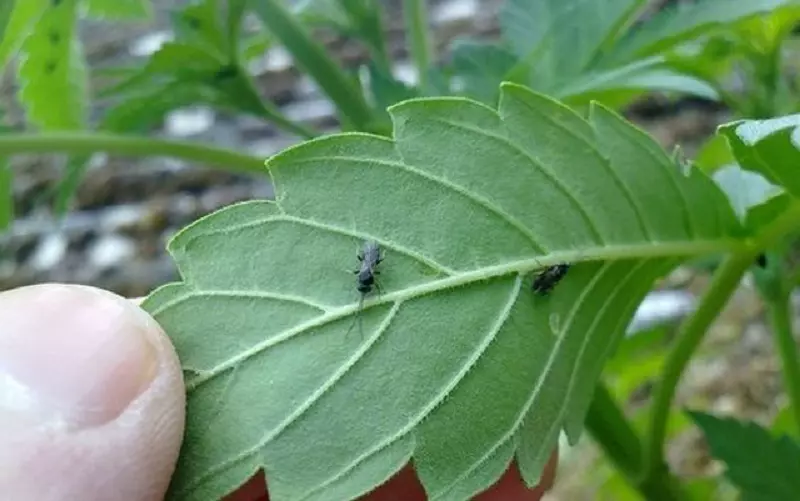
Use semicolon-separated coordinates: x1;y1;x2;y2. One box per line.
165;106;215;137
88;234;136;270
29;233;68;272
431;0;478;24
627;290;696;334
129;31;173;57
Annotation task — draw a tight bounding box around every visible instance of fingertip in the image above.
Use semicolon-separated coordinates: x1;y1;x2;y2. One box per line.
0;284;186;501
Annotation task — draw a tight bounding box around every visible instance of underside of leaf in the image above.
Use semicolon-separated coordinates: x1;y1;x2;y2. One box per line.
144;84;738;501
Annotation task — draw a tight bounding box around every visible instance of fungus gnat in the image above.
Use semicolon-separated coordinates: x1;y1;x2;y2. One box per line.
532;263;571;296
346;241;384;338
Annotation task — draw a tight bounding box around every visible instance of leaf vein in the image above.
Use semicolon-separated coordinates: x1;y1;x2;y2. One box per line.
610;122;697;238
175;213;455;276
429;262;613;498
297;276;524;500
528;260;649;468
429;117;606;245
149;289;330;317
505;99;653;240
285;155;547;254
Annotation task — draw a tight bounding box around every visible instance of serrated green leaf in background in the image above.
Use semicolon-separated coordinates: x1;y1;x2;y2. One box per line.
607;0;796;63
17;0;86;130
720;114;800;199
690;411;800;501
143;84;740;501
500;0;642;77
83;0;152;20
447;41;518;105
0;158;11;231
0;0;47;71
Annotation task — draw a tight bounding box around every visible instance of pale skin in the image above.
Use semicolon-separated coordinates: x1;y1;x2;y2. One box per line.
0;284;556;500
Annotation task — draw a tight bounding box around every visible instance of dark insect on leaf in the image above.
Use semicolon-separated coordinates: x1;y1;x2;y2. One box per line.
756;253;767;268
354;240;383;296
532;263;571;296
347;240;384;338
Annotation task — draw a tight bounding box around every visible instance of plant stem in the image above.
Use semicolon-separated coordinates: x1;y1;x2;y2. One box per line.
250;0;375;131
767;288;800;435
0;132;266;175
642;252;755;484
586;384;687;501
403;0;432;91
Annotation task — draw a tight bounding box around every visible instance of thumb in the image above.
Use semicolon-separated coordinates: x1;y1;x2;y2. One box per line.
0;284;185;501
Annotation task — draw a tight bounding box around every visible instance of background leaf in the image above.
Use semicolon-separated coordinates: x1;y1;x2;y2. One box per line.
144;85;739;501
0;0;47;71
606;0;795;63
720;114;800;199
83;0;152;20
690;411;800;501
558;58;718;105
447;40;518;105
17;0;86;129
499;0;642;77
712;164;785;229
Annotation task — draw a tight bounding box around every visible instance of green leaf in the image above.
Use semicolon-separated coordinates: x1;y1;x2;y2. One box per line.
500;0;642;76
690;411;800;501
448;41;517;105
712;165;785;230
171;0;228;58
294;0;350;28
17;0;86;129
226;0;249;55
100;42;262;132
604;326;669;402
607;0;795;63
84;0;152;19
366;62;417;113
0;0;47;71
54;153;91;215
144;84;739;500
695;134;736;173
558;58;718;104
772;403;799;438
0;158;11;231
719;114;800;199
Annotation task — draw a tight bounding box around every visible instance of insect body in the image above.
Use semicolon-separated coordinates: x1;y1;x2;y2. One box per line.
532;263;571;296
355;240;383;296
347;241;384;339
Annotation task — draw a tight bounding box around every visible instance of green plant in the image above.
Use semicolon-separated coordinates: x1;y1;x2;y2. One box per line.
3;1;800;500
138;86;800;500
437;0;799;108
0;0;794;230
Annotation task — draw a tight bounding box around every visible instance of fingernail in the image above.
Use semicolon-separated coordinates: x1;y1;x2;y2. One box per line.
0;285;159;431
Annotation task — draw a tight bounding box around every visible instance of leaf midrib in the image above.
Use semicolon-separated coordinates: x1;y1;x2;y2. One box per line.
170;236;733;391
